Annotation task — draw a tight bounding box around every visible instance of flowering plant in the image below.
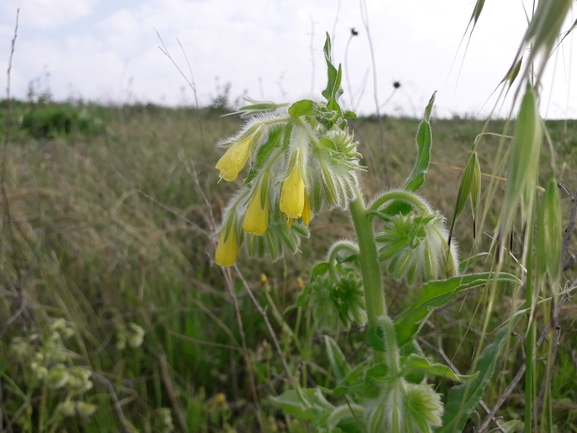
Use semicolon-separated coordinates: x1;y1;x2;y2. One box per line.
213;34;524;433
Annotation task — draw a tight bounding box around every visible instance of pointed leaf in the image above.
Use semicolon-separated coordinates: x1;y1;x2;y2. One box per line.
322;33;341;101
403;92;436;192
333;360;372;398
400;353;476;384
270;387;334;422
324;336;350;383
448;151;481;242
437;326;508;433
394;273;519;346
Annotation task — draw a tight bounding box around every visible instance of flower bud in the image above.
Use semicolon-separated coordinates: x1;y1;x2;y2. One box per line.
127;323;145;348
45;363;69;389
75;402;97;417
57;401;76;417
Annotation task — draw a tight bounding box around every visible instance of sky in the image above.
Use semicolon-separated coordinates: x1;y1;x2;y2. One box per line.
1;0;576;118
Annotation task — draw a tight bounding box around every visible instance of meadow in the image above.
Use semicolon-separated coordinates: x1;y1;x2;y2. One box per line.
1;99;577;433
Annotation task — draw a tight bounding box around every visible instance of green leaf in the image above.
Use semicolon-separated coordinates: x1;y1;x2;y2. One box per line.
270;387;334;422
403;92;436;192
367;324;386;352
364;363;390;398
319;137;337;151
324;336;350;383
333;360;372;398
458;252;490;274
423;91;436;122
312;261;331;278
321;32;344;102
245;127;283;185
289;99;316;118
400;354;475;384
327;404;365;433
370;201;413;222
290;283;312;310
437;326;508;433
237;100;288;113
448;151;481;242
394;272;519;346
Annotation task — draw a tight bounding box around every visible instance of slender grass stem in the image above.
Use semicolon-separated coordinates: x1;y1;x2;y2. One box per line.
524;223;535;433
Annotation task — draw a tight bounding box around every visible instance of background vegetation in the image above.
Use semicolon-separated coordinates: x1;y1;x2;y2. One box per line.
1;96;576;432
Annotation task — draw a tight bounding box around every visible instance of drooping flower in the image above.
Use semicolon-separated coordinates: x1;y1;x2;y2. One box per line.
215;226;239;266
215;136;252;182
243;183;269;236
279;165;305;225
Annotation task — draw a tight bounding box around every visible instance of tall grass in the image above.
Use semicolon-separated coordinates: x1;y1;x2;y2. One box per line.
1;102;575;432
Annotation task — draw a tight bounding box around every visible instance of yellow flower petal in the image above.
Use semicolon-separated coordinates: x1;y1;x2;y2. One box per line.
243;184;269;236
215;137;252;182
302;194;313;225
279;165;305;222
215;227;239;267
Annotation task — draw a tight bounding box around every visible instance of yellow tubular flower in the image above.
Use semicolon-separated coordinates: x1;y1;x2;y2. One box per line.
215;137;252;182
302;194;313;225
243;184;269;236
215;227;239;267
279;165;305;223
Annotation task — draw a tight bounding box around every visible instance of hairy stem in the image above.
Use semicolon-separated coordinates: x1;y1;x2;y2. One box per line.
349;191;387;364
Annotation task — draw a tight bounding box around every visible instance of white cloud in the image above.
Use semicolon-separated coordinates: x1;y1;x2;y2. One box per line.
3;0;96;29
0;0;575;118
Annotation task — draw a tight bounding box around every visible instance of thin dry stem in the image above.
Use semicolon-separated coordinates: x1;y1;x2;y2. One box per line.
2;9;21;289
159;354;189;433
91;373;132;433
234;266;295;389
222;267;261;405
477;288;573;432
156;31;205;147
359;0;388;185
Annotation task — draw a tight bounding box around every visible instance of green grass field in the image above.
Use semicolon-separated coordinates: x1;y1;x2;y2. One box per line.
1;101;576;432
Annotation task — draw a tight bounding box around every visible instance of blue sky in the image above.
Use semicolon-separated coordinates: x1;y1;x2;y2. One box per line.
1;0;576;118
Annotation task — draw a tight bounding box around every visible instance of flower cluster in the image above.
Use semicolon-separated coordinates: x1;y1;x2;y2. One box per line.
214;99;362;266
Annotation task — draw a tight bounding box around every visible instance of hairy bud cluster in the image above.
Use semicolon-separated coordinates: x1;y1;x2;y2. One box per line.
376;211;458;285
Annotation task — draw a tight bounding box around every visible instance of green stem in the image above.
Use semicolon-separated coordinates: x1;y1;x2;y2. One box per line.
327;240;360;279
525;242;535;432
349;191;387;364
367;189;431;216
